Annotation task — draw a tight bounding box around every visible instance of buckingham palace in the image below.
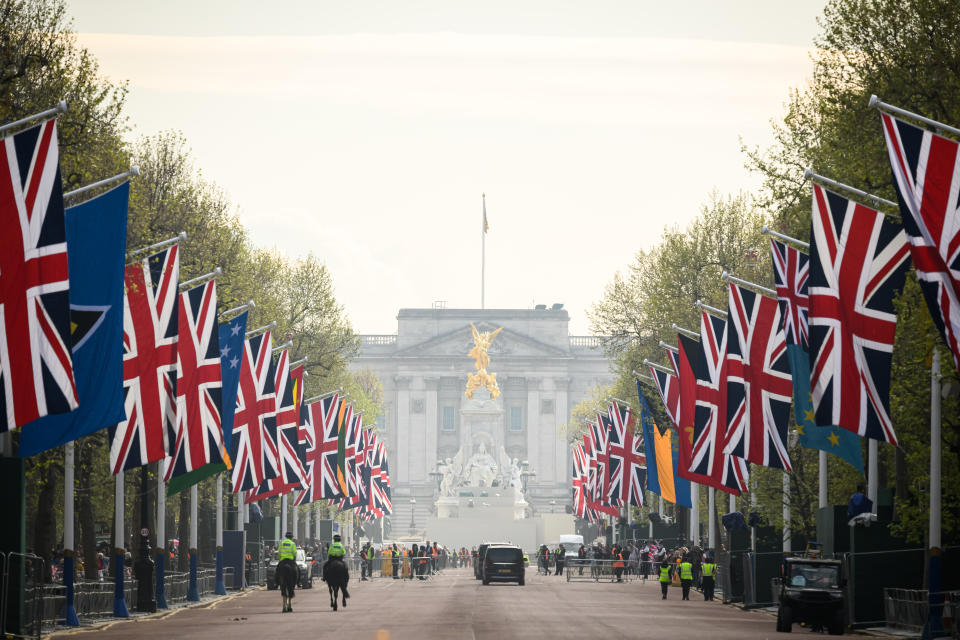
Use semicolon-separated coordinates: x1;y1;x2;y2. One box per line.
351;306;614;529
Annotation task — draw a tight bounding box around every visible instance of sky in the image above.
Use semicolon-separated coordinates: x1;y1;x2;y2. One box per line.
68;1;826;335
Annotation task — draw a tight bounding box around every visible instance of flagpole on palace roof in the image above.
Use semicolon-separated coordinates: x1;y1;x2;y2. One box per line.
481;193;487;310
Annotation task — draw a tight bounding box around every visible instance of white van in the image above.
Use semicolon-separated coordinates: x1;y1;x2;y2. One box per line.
558;534;584;556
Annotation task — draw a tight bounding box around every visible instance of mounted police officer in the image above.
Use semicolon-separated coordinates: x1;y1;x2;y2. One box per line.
277;531;299;584
324;534;349;599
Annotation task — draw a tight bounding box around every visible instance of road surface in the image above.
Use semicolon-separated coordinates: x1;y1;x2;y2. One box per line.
61;567;781;640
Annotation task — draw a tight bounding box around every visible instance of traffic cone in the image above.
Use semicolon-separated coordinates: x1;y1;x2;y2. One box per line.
943;593;954;631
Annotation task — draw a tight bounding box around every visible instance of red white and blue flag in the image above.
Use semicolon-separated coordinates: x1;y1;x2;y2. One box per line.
809;184;910;444
109;245;180;473
723;283;793;470
690;311;749;495
164;280;224;481
0;119;78;432
274;351;307;488
649;355;681;430
230;330;278;491
605;401;645;507
771;238;810;348
881;112;960;372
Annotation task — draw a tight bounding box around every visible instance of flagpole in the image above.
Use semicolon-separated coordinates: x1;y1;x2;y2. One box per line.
481;193;486;310
818;451;828;509
63;166;139;201
870;94;960;139
708;487;716;550
156;474;167;608
63;442;79;625
804;168;899;212
867;439;878;515
0;100;67;136
187;484;199;601
215;474;226;595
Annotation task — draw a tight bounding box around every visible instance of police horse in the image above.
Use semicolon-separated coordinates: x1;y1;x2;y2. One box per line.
323;556;350;611
277;559;299;613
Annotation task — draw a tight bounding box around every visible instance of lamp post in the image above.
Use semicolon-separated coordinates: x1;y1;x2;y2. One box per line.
429;460;444;493
519;460;536;493
408;498;417;535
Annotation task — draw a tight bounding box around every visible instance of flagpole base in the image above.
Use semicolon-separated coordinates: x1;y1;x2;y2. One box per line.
155;552;168;609
215;548;226;595
187;550;199;601
62;554;80;626
113;551;129;617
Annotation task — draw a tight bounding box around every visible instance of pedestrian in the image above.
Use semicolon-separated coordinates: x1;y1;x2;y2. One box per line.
659;559;672;599
391;543;400;579
538;544;551;575
554;546;565;576
679;553;694;600
701;554;716;601
577;544;586;576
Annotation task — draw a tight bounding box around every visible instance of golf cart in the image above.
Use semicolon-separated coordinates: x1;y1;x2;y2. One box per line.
775;557;846;634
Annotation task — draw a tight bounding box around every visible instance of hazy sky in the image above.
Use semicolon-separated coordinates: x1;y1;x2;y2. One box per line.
68;1;825;335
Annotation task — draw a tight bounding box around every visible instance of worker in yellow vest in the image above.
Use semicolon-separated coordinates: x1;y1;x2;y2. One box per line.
701;555;717;601
658;559;673;599
679;554;694;600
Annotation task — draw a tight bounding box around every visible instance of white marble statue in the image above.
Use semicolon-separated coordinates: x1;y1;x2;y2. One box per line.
464;442;498;487
439;449;465;496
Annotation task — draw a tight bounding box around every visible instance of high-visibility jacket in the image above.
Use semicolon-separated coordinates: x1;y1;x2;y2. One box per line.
365;547;375;560
702;562;716;577
659;566;671;583
680;562;693;580
613;552;624;568
328;541;346;558
277;538;297;561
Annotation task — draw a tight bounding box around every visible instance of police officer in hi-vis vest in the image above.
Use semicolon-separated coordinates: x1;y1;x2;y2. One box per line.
679;554;694;600
701;555;717;601
659;559;673;599
277;532;298;583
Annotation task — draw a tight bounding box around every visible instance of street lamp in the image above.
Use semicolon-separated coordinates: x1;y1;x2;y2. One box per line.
429;460;444;493
520;460;536;493
408;498;417;534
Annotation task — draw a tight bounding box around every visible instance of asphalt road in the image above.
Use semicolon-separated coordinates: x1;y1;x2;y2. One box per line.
62;567;784;640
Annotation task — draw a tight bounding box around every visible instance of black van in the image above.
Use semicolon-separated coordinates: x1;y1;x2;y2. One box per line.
474;542;508;580
482;544;525;586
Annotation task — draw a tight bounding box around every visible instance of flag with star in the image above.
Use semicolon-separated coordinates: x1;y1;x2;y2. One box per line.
770;238;863;472
218;311;248;452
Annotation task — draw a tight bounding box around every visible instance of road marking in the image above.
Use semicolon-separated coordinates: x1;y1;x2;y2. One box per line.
375;630;390;640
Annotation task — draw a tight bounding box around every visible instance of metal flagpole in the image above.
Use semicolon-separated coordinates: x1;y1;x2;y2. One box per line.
867;440;878;515
292;499;299;540
761;225;809;250
481;193;486;309
783;472;791;552
245;321;276;339
0;100;67;136
178;268;220;291
869;94;960;139
281;493;288;537
690;483;700;545
696;300;726;318
804;168;899;213
114;472;129;617
818;451;828;509
926;346;944;637
187;484;199;601
672;323;700;340
215;474;226;595
127;232;186;263
63;166;139;201
63;442;79;625
304;497;311;542
156;475;167;608
708;487;716;550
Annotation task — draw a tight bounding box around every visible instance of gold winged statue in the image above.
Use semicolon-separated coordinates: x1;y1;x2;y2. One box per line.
465;322;503;399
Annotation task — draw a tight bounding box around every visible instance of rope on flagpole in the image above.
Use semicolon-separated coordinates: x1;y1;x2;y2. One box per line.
643;359;674;375
179;267;220;291
64;167;140;201
127;232;187;263
721;271;776;298
658;340;679;353
870;94;960;139
695;300;725;318
245;321;276;339
804;168;899;213
761;225;809;250
0;100;67;136
218;300;255;321
672;323;700;340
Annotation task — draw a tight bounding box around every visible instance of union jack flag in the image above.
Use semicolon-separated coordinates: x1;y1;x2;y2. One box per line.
689;311;749;495
771;238;810;348
319;395;348;499
230;330;279;491
164;280;224;481
109;246;179;473
274;351;307;488
723;283;793;470
881;112;960;372
605;401;645;507
649;361;680;430
571;442;588;519
591;414;611;505
378;441;392;514
0;119;78;432
809;184;910;444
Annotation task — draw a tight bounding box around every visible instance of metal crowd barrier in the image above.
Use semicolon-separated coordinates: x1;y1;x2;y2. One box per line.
564;558;633;583
3;552;44;640
884;589;960;638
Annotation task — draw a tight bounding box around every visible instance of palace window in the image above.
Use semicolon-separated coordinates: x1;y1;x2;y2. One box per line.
510;406;523;431
441;405;455;431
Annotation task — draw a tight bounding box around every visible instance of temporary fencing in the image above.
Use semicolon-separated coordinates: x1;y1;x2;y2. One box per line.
564;558;635;583
3;552;44;640
884;589;960;638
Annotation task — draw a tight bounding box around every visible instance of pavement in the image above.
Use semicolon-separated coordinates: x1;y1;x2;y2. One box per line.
48;568;799;640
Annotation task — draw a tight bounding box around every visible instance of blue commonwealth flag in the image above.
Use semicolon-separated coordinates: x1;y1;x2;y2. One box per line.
219;311;248;452
165;311;247;495
636;379;691;508
19;183;129;456
788;344;863;473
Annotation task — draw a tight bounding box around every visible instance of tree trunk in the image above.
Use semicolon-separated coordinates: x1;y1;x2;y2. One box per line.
32;461;58;582
894;447;908;520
